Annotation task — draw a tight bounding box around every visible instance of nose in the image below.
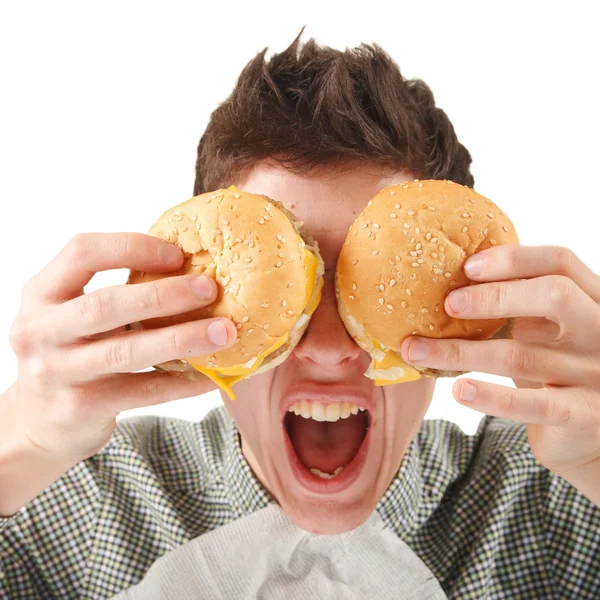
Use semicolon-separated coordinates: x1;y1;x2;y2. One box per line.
293;275;362;368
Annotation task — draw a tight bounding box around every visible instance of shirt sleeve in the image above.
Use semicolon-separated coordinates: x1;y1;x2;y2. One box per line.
543;471;600;597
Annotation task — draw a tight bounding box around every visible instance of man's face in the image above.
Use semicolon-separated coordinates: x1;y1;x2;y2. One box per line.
223;163;435;534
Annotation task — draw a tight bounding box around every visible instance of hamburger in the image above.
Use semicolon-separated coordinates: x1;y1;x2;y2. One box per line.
335;179;519;385
127;186;324;399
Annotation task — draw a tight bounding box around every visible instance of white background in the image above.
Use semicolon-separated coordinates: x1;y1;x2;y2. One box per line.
1;1;598;435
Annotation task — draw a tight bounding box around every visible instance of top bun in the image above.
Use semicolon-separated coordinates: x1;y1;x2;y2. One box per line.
128;186;324;398
336;179;519;384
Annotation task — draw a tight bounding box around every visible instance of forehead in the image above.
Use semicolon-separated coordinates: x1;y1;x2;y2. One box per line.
235;163;412;268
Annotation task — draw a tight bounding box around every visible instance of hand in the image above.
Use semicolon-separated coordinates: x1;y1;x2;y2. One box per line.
400;245;600;481
6;232;236;460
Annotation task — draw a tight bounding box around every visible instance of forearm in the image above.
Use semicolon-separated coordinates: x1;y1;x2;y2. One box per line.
557;458;600;509
0;385;82;517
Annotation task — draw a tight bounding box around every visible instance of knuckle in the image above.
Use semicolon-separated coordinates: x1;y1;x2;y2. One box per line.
503;344;535;375
548;275;573;309
68;233;90;256
105;338;133;370
499;388;515;413
141;282;167;313
25;356;55;381
553;246;574;276
79;293;107;324
9;316;34;355
443;340;464;365
507;245;520;270
490;282;506;309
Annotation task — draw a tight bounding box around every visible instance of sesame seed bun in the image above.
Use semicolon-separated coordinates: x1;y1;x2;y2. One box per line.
127;187;324;387
335;179;519;381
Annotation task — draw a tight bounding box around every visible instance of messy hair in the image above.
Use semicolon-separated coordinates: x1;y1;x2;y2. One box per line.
193;30;474;195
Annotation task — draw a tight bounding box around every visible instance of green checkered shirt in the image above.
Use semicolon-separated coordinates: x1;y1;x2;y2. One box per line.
1;406;599;598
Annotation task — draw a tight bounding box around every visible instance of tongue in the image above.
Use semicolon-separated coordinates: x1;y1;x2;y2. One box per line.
286;413;367;473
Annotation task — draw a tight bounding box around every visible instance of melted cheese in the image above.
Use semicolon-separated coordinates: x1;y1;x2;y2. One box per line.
372;342;422;386
188;246;322;400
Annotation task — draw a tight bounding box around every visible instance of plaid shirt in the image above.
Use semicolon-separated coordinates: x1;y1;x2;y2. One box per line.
1;405;599;599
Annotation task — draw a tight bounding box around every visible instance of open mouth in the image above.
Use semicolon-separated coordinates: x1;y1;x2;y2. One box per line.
283;400;372;491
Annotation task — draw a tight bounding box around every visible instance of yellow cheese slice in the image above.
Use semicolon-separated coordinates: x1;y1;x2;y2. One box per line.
188;246;322;400
372;342;422;386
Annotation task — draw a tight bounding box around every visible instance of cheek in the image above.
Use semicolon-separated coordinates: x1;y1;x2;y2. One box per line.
383;379;435;442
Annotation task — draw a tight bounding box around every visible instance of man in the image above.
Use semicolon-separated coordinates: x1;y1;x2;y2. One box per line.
1;34;599;598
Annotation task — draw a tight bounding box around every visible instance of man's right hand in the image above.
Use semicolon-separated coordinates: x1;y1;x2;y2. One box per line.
3;232;236;463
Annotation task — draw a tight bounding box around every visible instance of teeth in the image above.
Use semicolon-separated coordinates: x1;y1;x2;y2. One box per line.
287;401;366;422
309;466;345;479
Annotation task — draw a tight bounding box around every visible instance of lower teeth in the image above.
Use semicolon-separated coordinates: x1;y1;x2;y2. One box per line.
309;466;345;480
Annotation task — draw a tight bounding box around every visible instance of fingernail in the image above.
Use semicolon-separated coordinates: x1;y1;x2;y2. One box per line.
159;243;183;264
464;255;485;276
189;276;213;299
408;338;428;362
208;320;229;346
460;381;476;401
448;289;469;313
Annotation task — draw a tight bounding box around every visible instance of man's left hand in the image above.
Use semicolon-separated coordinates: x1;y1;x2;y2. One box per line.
401;245;600;503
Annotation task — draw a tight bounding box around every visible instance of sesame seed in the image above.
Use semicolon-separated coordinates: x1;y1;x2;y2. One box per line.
429;324;434;331
417;258;425;264
418;182;423;188
379;284;385;291
401;301;407;308
261;303;269;308
390;213;397;219
379;298;384;305
362;223;368;229
276;234;283;241
487;213;495;219
276;261;282;267
404;223;410;229
435;304;440;312
175;215;184;222
431;237;438;243
234;193;240;199
395;255;401;261
215;229;222;236
266;204;272;210
248;329;255;334
434;268;443;275
415;243;422;250
279;253;286;258
367;200;373;206
244;257;252;263
502;225;508;232
415;227;421;235
426;233;431;241
476;328;483;333
352;283;357;291
469;197;476;203
406;289;412;296
264;323;270;330
410;251;418;257
445;272;452;278
408;210;416;216
462;226;468;233
288;282;294;287
412;330;418;335
428;206;436;211
389;259;396;266
222;220;229;226
412;262;419;267
432;253;438;259
236;323;242;329
490;239;497;245
173;227;179;235
352;259;359;265
462;213;470;218
259;218;265;225
438;245;443;252
387;304;394;310
450;280;457;285
165;233;171;241
483;228;489;235
235;237;242;243
394;203;400;209
372;249;379;255
390;279;396;286
286;310;294;315
390;190;396;196
420;307;428;313
461;251;467;258
282;300;287;307
349;295;355;300
408;313;415;318
373;223;381;229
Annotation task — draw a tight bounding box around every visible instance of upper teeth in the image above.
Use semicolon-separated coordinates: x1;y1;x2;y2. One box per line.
287;401;365;422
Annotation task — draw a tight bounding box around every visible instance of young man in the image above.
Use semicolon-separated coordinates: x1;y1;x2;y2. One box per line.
1;35;599;598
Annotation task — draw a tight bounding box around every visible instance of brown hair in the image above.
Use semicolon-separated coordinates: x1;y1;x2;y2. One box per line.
193;30;474;195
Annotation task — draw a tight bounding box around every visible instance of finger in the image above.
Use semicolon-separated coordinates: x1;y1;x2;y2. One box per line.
509;317;561;345
401;337;591;386
95;370;220;412
63;318;237;381
464;245;600;304
444;275;599;344
50;274;217;344
452;378;572;425
24;233;184;305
